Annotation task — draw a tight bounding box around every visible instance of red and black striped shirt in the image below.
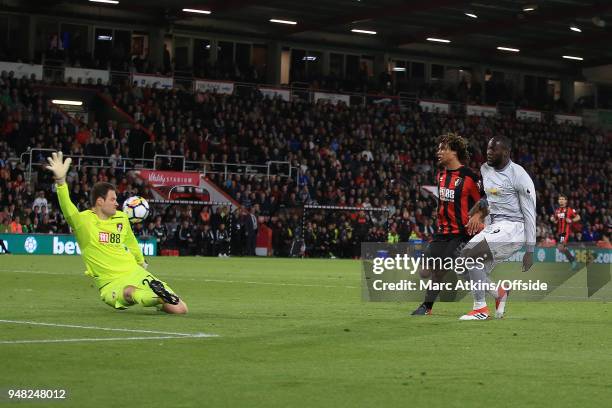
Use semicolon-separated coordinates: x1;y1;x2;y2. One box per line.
554;207;576;237
436;166;483;236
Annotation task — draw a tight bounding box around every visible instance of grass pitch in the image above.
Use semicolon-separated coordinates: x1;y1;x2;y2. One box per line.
1;255;611;407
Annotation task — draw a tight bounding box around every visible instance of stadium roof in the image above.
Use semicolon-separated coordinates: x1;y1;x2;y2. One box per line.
15;0;612;73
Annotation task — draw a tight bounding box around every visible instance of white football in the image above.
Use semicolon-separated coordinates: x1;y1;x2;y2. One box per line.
122;196;150;224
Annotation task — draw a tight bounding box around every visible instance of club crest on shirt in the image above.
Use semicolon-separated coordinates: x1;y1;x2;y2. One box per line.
117;223;123;232
454;177;462;187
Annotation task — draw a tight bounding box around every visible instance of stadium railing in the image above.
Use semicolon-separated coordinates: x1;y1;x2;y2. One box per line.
20;148;297;184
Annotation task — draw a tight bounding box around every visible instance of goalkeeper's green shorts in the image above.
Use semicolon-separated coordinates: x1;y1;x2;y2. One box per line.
98;268;176;309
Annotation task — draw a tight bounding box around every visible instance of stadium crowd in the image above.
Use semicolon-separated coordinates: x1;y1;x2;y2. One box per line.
0;71;610;257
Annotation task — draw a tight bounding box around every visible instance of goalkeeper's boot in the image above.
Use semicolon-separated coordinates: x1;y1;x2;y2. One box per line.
495;286;510;319
144;279;180;305
411;304;432;316
459;306;490;320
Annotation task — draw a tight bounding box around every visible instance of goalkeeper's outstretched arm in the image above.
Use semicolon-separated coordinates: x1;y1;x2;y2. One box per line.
45;151;81;230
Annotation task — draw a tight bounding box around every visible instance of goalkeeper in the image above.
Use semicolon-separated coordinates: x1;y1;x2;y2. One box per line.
46;152;188;314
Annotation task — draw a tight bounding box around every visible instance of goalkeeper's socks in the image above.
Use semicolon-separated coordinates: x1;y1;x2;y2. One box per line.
130;287;162;307
565;250;575;262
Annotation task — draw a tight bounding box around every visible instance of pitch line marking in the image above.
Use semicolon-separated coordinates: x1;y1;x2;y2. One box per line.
0;334;214;345
0;319;218;338
200;278;358;289
0;269;358;289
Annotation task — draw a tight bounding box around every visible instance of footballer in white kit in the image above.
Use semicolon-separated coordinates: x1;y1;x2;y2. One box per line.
459;136;536;320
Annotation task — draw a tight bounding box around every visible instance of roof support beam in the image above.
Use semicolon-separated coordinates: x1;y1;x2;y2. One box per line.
397;2;612;47
282;0;468;36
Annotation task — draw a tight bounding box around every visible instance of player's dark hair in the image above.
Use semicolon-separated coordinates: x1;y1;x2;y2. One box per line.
492;135;512;151
438;132;470;163
558;193;567;199
90;182;116;207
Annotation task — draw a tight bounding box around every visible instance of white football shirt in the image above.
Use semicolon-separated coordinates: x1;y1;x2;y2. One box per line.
481;160;537;250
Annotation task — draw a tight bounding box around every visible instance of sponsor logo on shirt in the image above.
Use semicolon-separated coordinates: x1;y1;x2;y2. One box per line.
439;187;455;202
99;232;121;244
487;187;500;196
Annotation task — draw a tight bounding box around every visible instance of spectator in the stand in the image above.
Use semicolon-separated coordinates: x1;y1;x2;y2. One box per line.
231;209;244;255
37;214;55;233
32;191;48;212
128;122;148;158
132;222;146;238
75;125;90;145
177;219;195;256
244;207;258;256
597;232;611;249
152;215;168;250
210;207;222;232
163;44;172;75
200;207;211;225
387;225;400;243
215;223;230;257
195;223;215;256
9;215;22;233
165;216;179;248
0;218;10;233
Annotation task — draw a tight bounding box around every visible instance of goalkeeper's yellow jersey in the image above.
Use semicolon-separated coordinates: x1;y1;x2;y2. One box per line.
56;183;145;289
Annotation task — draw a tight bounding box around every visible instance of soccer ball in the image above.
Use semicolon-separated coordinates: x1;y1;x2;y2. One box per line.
122;196;150;224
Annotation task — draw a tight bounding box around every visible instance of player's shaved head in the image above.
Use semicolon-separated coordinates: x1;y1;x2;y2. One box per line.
490;135;511;152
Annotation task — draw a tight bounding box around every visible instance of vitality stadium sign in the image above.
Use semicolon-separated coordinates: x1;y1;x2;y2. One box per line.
0;234;157;256
138;170;201;187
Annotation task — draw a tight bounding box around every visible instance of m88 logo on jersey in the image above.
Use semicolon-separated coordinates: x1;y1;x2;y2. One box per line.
99;232;121;244
439;187;455;202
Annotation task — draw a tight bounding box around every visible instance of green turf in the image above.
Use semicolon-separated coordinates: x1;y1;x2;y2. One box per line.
1;255;611;407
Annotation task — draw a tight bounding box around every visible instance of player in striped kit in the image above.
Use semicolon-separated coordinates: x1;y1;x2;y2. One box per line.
411;133;483;315
550;194;580;269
